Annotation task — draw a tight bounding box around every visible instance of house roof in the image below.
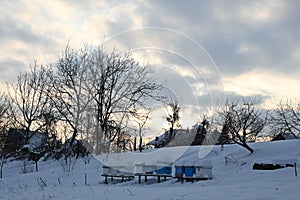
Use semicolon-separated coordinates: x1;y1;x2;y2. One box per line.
3;128;47;154
272;132;299;141
147;125;203;147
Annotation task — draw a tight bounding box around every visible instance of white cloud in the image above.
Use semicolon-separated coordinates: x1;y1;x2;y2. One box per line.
223;68;300;99
1;0;300;140
0;0;299;106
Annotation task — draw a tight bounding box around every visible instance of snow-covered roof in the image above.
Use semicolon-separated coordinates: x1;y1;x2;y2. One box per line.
272;132;299;141
147;128;192;147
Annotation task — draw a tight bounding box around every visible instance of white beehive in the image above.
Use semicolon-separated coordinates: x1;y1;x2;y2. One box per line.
134;163;145;174
116;166;126;176
195;165;213;179
143;165;156;174
110;166;118;175
102;166;111;175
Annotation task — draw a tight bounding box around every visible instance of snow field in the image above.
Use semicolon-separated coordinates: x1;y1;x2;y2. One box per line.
0;140;300;199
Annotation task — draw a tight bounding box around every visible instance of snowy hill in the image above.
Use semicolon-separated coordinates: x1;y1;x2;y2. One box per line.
1;140;300;199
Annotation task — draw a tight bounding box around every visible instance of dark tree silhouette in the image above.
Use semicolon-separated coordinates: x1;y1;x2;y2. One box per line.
269;99;300;136
0;92;12;178
9;63;49;144
166;100;180;140
192;118;209;146
132;109;151;152
218;99;266;153
46;45;92;157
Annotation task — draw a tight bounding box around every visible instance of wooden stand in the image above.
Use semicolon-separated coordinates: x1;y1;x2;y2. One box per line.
175;176;212;183
134;173;172;184
101;174;134;184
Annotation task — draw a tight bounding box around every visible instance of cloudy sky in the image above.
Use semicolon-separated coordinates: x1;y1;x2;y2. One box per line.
1;0;300;132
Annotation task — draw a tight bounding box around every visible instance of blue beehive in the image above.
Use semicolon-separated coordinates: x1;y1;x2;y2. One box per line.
156;166;172;175
184;166;195;177
175;165;185;177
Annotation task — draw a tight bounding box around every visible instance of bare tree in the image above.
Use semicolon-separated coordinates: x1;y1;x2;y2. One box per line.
165;99;181;139
218;99;266;153
132;109;151;152
47;46;92;148
0;92;11;149
86;47;163;154
8;63;49;144
269;99;300;136
0;92;12;178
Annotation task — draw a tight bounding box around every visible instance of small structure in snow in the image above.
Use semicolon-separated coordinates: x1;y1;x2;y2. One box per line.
134;163;145;174
3;128;47;156
271;132;298;141
252;163;285;170
155;161;172;175
174;164;213;182
272;159;299;167
195;165;213;179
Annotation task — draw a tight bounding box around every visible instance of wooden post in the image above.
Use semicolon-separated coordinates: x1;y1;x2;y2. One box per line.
138;175;141;184
35;160;38;172
294;163;297;177
85;173;87;185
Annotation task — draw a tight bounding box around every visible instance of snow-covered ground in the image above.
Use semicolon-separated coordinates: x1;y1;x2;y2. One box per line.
1;140;300;200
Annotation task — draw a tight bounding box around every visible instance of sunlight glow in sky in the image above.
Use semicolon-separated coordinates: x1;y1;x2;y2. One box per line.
1;0;299;133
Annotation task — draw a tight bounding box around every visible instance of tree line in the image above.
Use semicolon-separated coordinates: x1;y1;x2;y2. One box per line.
0;45;164;157
0;44;299;156
196;97;300;154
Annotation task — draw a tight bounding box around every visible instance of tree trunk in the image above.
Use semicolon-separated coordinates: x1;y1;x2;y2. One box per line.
95;124;100;154
35;160;38;172
70;128;78;147
0;159;3;178
242;142;254;154
170;126;174;139
134;137;137;151
139;137;142;152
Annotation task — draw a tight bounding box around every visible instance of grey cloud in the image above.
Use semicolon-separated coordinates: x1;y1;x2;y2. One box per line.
151;65;199;105
0;58;24;83
1;17;38;44
125;0;300;78
1;0;299;99
0;15;60;56
196;90;270;108
223;92;271;104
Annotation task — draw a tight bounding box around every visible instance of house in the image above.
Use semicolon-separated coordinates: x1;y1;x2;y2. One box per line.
3;128;47;155
3;129;26;154
147;129;191;148
271;132;299;141
147;120;224;148
147;124;207;148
